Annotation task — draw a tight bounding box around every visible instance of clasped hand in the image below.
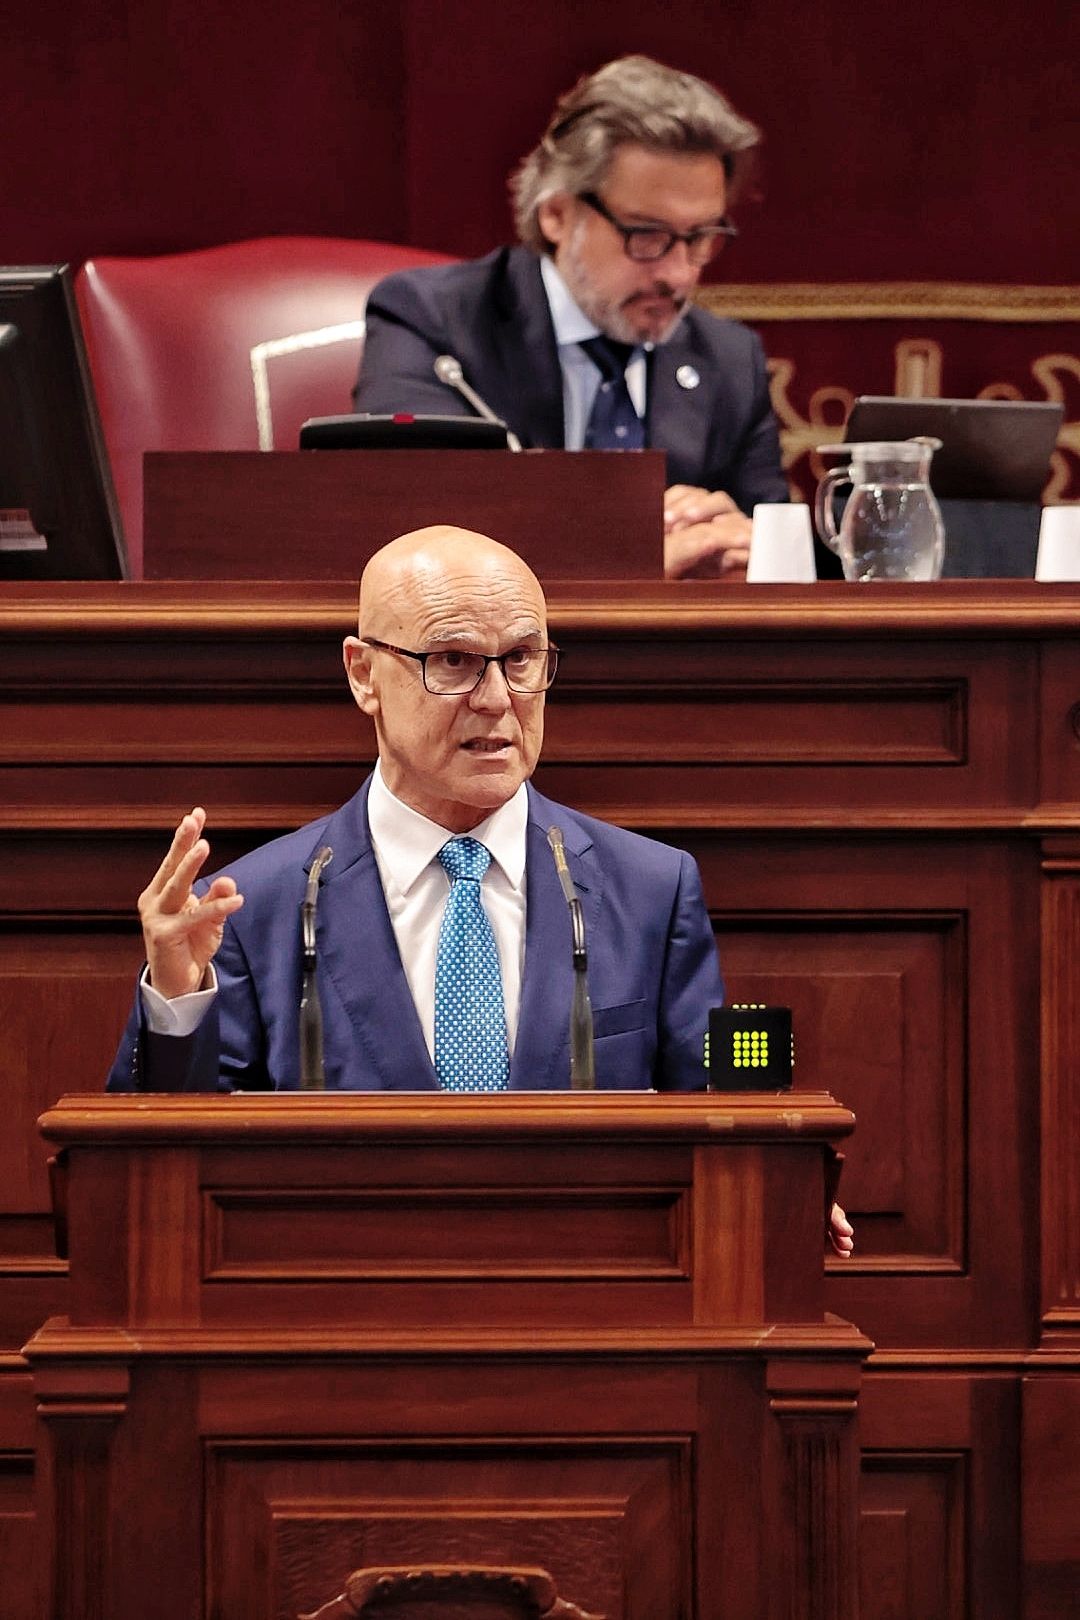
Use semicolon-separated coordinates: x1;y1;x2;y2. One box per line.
663;484;752;579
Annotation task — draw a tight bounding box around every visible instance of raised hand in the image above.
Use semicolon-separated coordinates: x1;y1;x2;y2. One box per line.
138;808;244;1000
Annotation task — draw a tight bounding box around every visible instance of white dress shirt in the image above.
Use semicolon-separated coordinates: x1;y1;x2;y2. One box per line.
539;254;648;448
141;762;530;1060
365;763;528;1057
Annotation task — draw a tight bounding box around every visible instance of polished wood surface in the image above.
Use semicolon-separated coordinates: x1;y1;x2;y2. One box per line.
1;578;1079;1617
28;1093;866;1620
142;451;667;582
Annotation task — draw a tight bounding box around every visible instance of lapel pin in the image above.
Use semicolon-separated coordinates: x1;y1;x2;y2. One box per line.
675;364;701;391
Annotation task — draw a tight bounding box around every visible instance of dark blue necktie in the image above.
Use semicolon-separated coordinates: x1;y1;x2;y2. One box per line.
433;838;509;1093
580;336;645;451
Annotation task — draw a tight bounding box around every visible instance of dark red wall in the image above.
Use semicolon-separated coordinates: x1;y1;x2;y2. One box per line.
3;0;1078;282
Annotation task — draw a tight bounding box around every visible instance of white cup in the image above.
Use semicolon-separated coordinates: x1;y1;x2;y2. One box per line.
747;503;817;583
1035;505;1080;581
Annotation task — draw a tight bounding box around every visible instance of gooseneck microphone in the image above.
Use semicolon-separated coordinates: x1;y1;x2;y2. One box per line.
299;845;334;1090
433;354;523;451
547;826;596;1090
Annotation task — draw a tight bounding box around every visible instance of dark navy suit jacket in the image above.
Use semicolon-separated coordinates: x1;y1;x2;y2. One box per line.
107;779;723;1094
352;245;789;514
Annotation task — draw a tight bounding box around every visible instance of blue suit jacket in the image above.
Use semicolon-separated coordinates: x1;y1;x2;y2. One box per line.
352;245;789;514
107;780;723;1094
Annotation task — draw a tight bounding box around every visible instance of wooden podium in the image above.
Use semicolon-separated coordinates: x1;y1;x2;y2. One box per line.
28;1090;868;1620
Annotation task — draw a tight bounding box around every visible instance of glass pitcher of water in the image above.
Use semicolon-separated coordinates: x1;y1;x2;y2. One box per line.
814;438;946;581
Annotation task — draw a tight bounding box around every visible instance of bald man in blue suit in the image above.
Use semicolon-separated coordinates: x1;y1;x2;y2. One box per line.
107;524;855;1254
107;525;722;1096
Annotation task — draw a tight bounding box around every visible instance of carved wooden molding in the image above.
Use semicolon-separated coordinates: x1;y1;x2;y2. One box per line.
300;1563;604;1619
34;1359;130;1620
697;282;1080;502
768;1395;860;1619
1039;847;1080;1344
765;1360;862;1619
38;1090;856;1147
4;581;1080;640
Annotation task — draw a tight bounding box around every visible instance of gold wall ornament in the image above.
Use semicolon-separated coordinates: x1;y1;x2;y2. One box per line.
697;283;1080;502
697;282;1080;322
895;339;944;399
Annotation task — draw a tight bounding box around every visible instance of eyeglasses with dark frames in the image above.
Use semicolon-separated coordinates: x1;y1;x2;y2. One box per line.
361;638;559;695
579;191;738;265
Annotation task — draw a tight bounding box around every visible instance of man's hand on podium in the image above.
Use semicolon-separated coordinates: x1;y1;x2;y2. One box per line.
663;484;752;580
828;1202;855;1258
139;807;244;1000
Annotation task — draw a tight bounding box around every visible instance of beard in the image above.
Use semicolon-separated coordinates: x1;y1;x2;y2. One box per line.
558;220;690;346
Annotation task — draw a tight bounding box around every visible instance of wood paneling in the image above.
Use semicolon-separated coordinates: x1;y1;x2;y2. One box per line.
28;1097;866;1618
1;580;1078;1617
860;1372;1021;1619
859;1455;964;1620
208;1438;683;1620
1023;1374;1080;1619
1039;849;1080;1345
721;911;965;1264
0;1447;37;1620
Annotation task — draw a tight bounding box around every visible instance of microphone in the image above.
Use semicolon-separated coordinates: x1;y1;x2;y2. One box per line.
433;354;523;451
299;845;334;1090
547;826;595;1090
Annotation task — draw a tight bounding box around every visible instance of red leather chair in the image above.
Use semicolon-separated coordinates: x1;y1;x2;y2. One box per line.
74;236;455;575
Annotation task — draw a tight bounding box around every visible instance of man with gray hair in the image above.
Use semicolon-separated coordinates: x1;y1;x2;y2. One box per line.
353;56;792;580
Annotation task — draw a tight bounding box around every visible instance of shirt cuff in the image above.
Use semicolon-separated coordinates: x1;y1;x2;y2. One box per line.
140;965;218;1036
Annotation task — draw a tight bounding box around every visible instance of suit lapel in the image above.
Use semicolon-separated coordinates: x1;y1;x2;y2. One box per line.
314;782;439;1092
646;319;713;489
492;249;565;449
311;781;602;1094
510;791;599;1090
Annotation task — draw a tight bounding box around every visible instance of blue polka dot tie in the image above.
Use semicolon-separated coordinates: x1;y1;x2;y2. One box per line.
434;838;510;1092
580;336;646;451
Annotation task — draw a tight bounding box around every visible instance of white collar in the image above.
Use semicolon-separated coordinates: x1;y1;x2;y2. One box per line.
367;761;529;895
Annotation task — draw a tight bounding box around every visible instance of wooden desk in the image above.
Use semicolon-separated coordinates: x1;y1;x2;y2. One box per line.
1;579;1079;1618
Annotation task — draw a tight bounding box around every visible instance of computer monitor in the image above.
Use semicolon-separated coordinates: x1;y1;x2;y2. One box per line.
0;265;128;580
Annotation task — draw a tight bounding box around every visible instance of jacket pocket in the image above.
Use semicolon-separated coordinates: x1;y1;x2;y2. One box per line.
592;998;647;1039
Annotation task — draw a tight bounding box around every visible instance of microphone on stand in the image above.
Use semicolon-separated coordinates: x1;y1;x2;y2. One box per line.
299;845;334;1090
433;355;523;451
547;826;595;1090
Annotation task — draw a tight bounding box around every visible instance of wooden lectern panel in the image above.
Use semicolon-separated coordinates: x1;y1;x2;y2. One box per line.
142;450;666;581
